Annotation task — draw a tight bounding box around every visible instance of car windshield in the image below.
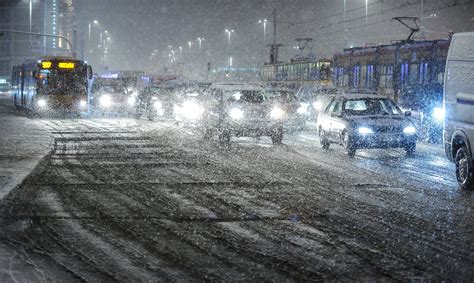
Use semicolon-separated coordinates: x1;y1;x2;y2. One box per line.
343;98;403;116
228;90;265;103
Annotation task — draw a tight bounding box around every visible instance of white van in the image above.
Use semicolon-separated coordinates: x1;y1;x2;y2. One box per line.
444;32;474;190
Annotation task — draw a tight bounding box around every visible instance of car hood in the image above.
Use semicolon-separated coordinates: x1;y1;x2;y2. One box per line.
347;115;409;128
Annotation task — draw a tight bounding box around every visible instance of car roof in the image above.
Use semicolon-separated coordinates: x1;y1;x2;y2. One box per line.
210;82;263;91
331;93;384;100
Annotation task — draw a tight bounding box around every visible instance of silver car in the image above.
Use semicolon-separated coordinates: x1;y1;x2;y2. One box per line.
201;83;285;145
317;94;417;157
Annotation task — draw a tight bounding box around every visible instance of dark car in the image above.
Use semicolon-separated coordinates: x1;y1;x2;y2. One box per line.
90;78;133;115
133;86;175;121
265;88;309;130
201;83;285;145
316;94;417;157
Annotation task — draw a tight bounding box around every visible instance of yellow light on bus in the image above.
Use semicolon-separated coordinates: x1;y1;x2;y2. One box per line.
58;62;75;69
41;61;52;69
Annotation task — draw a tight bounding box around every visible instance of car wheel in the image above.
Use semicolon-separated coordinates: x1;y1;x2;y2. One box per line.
218;130;231;145
319;128;330;150
342;130;356;157
271;126;283;145
405;141;416;156
455;146;474;190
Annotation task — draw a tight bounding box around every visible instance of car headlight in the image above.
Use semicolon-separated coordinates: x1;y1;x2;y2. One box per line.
297;103;308;114
229;108;244;120
79;100;87;108
358;127;374;134
99;95;112;108
37;99;47;108
181;101;204;119
154;101;162;109
313;101;323;111
270;107;285;119
127;96;135;106
432;107;445;122
403;126;416;134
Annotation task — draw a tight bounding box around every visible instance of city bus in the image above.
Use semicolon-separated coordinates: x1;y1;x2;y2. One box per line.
11;57;92;115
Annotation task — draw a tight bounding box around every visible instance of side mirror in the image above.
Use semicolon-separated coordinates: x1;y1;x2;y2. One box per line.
404;111;411;117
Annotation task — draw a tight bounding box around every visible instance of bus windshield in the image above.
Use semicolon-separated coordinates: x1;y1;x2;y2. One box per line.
38;68;86;95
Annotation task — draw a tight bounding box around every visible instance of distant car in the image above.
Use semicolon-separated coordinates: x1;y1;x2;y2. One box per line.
173;86;207;123
443;32;474;190
201;83;285;145
90;78;133;115
317;94;417;157
133;86;175;121
265;88;308;130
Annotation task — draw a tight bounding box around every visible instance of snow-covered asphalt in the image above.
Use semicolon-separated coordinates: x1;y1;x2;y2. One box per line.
0;96;473;281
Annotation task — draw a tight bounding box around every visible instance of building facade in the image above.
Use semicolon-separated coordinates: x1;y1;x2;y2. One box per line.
0;0;75;90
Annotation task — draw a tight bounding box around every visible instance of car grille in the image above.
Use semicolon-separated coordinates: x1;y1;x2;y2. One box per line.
373;125;403;133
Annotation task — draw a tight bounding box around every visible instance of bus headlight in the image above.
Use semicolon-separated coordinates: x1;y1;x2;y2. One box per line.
99;95;112;108
270;107;285;119
79;100;87;108
403;126;416;134
432;107;445;122
37;99;47;108
127;96;135;106
229;108;244;120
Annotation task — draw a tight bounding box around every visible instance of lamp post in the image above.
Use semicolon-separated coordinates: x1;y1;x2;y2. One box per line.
258;19;267;41
88;20;99;53
197;37;204;50
225;29;234;49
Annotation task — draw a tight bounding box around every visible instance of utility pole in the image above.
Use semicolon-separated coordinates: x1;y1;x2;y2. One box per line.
269;8;282;64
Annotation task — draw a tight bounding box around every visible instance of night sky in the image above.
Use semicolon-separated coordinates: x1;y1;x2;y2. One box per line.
77;0;473;72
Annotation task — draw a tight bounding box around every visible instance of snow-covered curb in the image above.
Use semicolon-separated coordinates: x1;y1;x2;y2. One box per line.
0;94;52;200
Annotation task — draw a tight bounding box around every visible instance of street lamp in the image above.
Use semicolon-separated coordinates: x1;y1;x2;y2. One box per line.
225;29;234;48
197;37;204;50
258;19;267;41
188;41;192;49
88;20;99;52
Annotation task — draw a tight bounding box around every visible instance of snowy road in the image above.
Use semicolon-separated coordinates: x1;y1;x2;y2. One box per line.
1;104;473;280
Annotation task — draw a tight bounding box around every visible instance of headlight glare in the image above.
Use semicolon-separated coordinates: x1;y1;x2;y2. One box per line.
403;126;416;134
297;104;308;114
127;96;135;106
37;99;47;108
99;95;112;108
79;100;87;108
270;107;285;119
358;127;373;134
229;108;244;120
432;107;445;121
313;101;323;111
154;101;162;109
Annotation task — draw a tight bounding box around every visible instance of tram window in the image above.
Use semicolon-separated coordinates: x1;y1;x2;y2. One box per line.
366;65;375;88
361;65;367;87
419;62;429;84
400;63;409;86
353;65;360;87
409;64;418;84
